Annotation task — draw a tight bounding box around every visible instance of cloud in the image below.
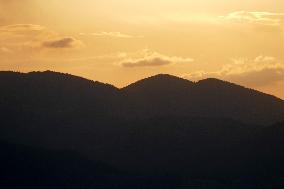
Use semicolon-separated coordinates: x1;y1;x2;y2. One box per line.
184;56;284;87
42;37;81;48
122;57;171;67
0;47;12;54
0;24;48;40
220;11;284;26
54;49;193;68
0;24;82;51
226;67;284;87
119;49;194;68
254;55;276;63
91;32;134;38
80;31;143;39
125;11;284;29
0;24;45;32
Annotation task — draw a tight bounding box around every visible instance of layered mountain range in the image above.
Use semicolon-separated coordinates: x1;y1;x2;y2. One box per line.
1;71;284;189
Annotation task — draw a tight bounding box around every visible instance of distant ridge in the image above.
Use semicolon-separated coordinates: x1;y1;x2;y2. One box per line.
0;70;118;89
122;73;284;124
125;74;283;100
1;71;284;124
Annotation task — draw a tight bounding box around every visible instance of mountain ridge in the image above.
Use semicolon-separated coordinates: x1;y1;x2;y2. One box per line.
1;70;284;125
2;70;282;100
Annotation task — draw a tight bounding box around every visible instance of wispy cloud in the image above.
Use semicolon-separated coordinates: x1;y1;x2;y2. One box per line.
0;24;45;31
184;56;284;87
64;49;194;68
123;11;284;29
0;46;12;54
80;32;143;39
0;24;83;51
219;11;284;26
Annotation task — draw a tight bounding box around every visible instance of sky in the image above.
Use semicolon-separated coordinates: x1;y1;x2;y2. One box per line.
0;0;284;99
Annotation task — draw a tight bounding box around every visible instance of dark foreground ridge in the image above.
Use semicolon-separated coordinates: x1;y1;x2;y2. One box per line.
1;71;284;189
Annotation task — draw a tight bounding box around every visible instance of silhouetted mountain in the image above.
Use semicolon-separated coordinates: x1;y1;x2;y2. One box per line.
1;71;284;188
0;71;119;115
122;74;284;124
122;74;194;93
1;71;283;125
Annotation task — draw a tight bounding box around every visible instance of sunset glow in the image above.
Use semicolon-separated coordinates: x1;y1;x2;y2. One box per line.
1;0;284;98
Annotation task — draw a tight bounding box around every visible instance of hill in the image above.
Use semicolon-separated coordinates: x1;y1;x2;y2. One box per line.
1;71;284;125
122;74;284;124
1;71;284;188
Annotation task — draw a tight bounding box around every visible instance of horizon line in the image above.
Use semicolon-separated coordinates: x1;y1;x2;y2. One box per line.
1;69;283;101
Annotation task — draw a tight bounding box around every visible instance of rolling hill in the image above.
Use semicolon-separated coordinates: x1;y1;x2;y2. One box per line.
1;71;284;188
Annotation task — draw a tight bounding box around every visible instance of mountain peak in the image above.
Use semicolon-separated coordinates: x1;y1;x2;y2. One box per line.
197;78;239;86
122;74;194;92
198;78;225;83
135;74;192;83
148;74;182;79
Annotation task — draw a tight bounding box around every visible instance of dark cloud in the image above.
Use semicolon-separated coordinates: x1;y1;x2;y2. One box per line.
42;37;79;49
122;57;172;67
120;50;194;68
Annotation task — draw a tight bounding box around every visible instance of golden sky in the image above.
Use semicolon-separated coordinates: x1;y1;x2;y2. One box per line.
1;0;284;98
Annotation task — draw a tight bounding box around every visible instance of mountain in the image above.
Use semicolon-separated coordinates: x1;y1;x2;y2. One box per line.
1;71;284;188
1;71;284;125
0;71;121;129
0;71;119;113
122;74;284;124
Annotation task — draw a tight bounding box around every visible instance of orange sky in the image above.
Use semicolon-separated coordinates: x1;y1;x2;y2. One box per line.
0;0;284;99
